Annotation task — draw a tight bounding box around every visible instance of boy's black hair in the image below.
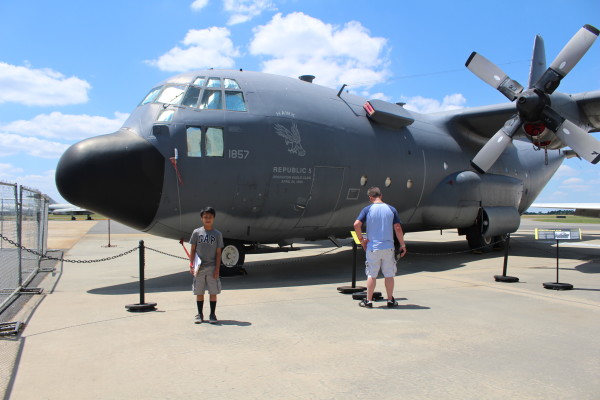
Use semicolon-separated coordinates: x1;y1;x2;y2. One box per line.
200;206;216;217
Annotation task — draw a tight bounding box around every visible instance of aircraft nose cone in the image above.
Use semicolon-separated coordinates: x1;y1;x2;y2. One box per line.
55;130;164;231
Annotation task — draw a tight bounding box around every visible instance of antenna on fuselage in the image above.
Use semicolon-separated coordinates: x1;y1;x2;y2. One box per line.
337;84;347;98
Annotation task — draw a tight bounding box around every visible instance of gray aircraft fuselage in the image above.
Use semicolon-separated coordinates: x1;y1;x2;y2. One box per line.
55;69;565;251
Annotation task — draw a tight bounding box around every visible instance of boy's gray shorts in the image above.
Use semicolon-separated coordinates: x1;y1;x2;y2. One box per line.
193;268;222;295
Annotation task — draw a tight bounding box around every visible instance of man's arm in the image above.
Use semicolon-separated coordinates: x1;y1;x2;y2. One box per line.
214;248;222;278
354;220;368;250
394;223;407;257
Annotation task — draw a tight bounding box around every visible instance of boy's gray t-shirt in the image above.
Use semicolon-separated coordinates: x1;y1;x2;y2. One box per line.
189;227;224;270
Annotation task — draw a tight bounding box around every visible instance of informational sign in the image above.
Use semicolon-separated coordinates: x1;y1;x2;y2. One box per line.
350;231;367;245
534;228;581;241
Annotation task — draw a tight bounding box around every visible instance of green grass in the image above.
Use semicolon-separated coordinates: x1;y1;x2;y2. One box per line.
522;215;600;224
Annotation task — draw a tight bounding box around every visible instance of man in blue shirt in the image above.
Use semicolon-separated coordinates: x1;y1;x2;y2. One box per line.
354;187;407;308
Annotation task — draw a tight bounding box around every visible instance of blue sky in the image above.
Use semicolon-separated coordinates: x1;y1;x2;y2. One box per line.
0;0;598;205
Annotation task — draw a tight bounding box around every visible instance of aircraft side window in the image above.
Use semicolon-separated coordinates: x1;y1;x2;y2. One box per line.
223;78;240;89
156;109;174;122
205;127;224;157
140;86;162;105
199;90;222;110
186;127;202;157
182;86;201;107
155;85;186;105
192;76;206;86
206;77;222;88
225;91;247;112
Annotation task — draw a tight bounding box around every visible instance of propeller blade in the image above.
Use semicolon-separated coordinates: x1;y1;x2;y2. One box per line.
471;116;522;173
528;35;546;89
466;52;524;101
535;24;599;94
552;119;600;164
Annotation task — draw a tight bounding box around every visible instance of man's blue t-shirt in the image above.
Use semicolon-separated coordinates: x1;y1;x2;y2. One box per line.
356;203;401;251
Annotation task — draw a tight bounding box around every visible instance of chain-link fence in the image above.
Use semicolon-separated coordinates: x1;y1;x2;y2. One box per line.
0;182;49;314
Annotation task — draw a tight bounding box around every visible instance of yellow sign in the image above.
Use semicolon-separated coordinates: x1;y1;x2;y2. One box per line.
350;231;366;244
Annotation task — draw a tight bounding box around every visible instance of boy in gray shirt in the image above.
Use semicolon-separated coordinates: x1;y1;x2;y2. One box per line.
189;207;224;324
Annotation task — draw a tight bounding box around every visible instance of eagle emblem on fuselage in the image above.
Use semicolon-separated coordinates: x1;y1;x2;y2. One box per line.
274;122;306;156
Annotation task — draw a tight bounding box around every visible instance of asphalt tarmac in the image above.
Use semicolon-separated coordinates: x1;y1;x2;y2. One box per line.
2;219;599;399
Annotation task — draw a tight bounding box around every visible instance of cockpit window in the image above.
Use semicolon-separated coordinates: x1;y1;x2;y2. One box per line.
186;127;202;157
206;127;224;157
225;91;247;112
181;86;201;107
192;76;206;86
140;86;162;105
155;85;186;105
223;79;240;89
206;77;221;88
186;126;224;157
199;90;222;110
157;109;175;122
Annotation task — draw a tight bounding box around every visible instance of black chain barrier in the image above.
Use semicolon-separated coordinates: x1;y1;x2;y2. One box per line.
1;232;508;266
0;233;138;263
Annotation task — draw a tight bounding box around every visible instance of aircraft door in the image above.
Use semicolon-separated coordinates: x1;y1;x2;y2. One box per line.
295;167;344;228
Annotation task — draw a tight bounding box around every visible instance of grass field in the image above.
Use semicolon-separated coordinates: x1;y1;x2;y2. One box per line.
522;215;600;224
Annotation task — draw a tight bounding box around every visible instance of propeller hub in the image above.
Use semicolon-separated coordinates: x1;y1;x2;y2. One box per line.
516;89;549;121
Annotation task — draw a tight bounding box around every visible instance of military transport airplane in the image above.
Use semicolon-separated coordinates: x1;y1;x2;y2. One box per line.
55;24;600;269
48;198;93;220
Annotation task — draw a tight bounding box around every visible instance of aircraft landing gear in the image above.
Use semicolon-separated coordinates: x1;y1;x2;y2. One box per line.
220;240;246;276
465;225;493;253
465;226;507;253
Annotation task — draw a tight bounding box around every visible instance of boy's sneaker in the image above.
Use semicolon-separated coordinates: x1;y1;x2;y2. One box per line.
387;297;398;307
209;313;218;324
359;299;373;308
195;314;204;324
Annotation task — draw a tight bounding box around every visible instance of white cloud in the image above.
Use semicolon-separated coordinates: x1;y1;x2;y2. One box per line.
146;27;240;72
0;62;91;106
0;163;24;178
249;13;389;89
191;0;209;11
402;93;467;114
0;111;128;141
361;92;391;101
0;168;61;202
554;164;578;177
0;133;68;159
224;0;275;25
562;177;583;185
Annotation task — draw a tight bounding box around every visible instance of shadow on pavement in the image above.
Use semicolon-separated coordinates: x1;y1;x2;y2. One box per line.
88;234;599;295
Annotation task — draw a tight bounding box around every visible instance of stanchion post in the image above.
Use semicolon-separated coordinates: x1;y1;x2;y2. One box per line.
139;240;145;304
494;234;519;282
337;232;367;295
126;240;157;312
351;241;357;288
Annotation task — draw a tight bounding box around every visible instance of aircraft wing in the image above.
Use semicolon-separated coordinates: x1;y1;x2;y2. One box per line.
443;90;600;144
573;90;600;133
531;203;600;218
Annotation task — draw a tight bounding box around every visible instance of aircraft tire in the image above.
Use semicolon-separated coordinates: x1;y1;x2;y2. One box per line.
466;226;493;253
220;241;246;276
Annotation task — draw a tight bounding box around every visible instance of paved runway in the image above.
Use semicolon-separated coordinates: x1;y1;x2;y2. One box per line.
2;220;600;399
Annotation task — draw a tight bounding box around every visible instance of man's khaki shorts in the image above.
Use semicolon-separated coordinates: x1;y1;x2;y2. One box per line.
365;248;397;278
193;267;222;295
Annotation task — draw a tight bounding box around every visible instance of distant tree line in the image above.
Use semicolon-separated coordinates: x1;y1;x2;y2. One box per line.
523;210;575;215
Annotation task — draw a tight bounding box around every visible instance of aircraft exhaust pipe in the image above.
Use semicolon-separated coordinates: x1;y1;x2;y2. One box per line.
481;207;521;238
